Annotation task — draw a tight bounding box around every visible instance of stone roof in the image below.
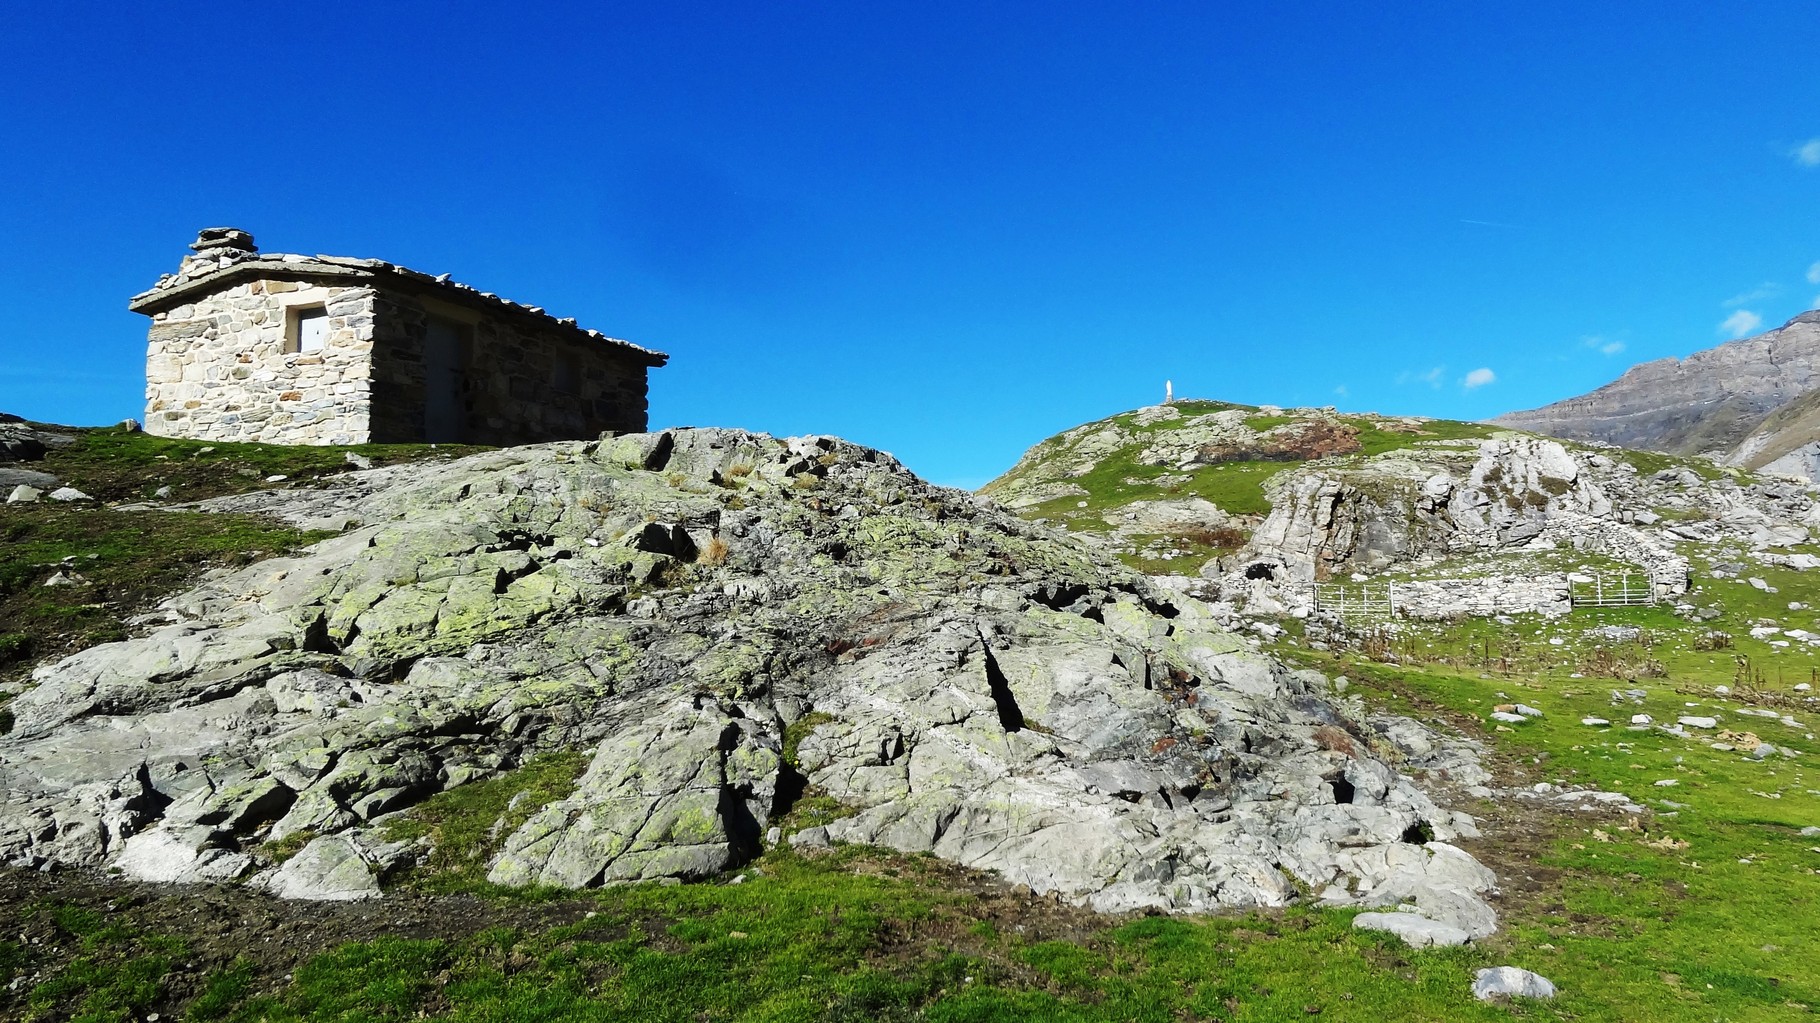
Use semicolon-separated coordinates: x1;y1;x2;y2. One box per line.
128;228;666;367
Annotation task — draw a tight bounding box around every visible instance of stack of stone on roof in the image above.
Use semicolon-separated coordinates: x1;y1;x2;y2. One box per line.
131;228;667;446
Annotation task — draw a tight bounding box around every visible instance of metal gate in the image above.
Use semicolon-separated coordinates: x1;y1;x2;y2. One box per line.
1570;573;1655;608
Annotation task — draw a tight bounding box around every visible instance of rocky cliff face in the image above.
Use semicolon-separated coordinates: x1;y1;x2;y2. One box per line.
1726;386;1820;479
1244;435;1634;583
1493;312;1820;459
0;429;1490;927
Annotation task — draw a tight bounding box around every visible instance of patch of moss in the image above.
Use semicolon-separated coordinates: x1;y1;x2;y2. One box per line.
380;750;591;893
781;711;835;768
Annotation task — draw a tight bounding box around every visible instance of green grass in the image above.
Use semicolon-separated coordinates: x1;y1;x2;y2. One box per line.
0;422;482;688
1275;530;1820;1021
33;423;490;504
38;847;1571;1023
13;904;187;1023
1605;446;1727;483
996;406;1503;539
1345;417;1498;457
380;750;592;893
1299;648;1820;1022
0;507;334;678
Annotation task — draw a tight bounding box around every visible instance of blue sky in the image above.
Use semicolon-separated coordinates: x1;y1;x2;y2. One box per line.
2;2;1817;488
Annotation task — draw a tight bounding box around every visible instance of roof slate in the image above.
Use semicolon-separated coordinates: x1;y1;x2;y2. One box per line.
128;242;666;367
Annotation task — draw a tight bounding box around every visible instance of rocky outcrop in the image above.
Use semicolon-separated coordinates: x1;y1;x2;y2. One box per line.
1494;311;1820;458
0;429;1491;927
1241;435;1624;583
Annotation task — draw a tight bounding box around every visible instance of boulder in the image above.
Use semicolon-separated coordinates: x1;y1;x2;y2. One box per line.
1472;966;1557;1001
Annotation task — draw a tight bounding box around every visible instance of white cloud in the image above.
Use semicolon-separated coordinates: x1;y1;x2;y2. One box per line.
1724;282;1782;307
1420;366;1444;388
1462;367;1496;389
1582;334;1627;356
1796;139;1820;167
1807;261;1820;285
1720;309;1764;338
1333;384;1349;397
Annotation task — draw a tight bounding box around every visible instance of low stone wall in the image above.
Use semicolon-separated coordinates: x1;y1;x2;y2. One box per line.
1391;575;1573;620
144;280;377;445
367;292;651;445
1540;515;1689;598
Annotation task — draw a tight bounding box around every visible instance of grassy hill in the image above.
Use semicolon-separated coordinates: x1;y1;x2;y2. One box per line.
3;417;1818;1021
981;401;1499;573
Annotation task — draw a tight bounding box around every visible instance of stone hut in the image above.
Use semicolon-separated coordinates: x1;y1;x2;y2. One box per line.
130;228;667;445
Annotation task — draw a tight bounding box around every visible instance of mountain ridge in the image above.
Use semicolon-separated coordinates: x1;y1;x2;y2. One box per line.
1492;310;1820;465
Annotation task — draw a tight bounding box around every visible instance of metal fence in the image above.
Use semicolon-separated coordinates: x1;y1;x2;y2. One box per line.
1569;573;1655;608
1313;583;1395;618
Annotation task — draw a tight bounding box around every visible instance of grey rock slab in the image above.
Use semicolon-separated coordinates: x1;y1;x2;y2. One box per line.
1472;966;1557;1001
260;835;386;901
1353;911;1471;947
112;826;252;883
0;468;59;492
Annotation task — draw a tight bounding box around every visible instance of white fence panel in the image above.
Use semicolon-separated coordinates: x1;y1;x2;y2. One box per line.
1570;573;1655;608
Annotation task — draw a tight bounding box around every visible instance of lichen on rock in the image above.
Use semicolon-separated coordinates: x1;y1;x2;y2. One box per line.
0;428;1493;927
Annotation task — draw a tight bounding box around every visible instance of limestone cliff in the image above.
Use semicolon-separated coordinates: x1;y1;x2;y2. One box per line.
1493;311;1820;460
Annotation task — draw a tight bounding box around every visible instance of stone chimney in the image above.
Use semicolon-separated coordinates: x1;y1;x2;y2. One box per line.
190;227;257;254
173;227;259;282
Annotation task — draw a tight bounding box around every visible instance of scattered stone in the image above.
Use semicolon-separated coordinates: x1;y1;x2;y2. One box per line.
1490;712;1527;724
47;487;92;502
153;485;173;499
1678;716;1718;729
1654;779;1680;787
7;485;41;504
1514;704;1543;718
1581;717;1610;727
1631;714;1653;725
118;418;141;432
1472;967;1556;1001
345;451;375;470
